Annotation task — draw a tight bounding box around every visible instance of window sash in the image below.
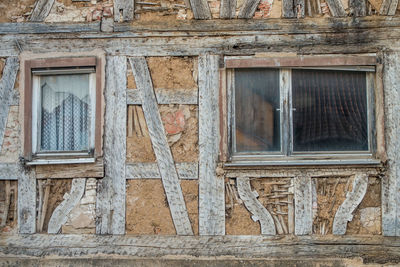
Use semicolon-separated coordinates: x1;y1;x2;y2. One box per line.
229;68;375;160
31;70;97;156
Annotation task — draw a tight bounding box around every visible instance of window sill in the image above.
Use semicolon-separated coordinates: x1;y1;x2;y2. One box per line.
224;158;382;167
25;157;96;166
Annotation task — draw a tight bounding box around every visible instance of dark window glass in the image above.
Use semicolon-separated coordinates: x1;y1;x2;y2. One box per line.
235;68;281;152
292;69;368;152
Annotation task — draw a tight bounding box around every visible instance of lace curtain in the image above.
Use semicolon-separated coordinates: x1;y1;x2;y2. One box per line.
40;74;90;152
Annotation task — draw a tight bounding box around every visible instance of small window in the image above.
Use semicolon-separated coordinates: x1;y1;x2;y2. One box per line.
226;56;378;165
24;57;102;165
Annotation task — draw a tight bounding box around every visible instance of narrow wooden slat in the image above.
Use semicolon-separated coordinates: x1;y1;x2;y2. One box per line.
220;0;237;18
238;0;261;18
294;175;312;235
0;163;19;180
0;57;19;154
129;57;193;236
382;52;400;236
282;0;295;17
237;177;276;235
96;56;127;235
48;179;86;234
18;169;36;234
189;0;212;19
379;0;399;15
126;162;198;179
114;0;135;22
0;22;100;34
325;0;346;16
198;54;225;235
0;181;11;227
332;173;368;235
30;0;56;22
350;0;366;16
127;88;198;104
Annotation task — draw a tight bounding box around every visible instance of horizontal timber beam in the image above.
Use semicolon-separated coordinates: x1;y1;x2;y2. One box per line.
127;88;198;105
1;235;400;264
126;162;198;179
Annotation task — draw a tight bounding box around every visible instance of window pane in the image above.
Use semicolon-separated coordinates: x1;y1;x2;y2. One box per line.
292;69;368;152
40;74;90;151
235;68;280;152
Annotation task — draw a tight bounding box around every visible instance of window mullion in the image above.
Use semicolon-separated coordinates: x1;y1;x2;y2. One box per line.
280;69;291;156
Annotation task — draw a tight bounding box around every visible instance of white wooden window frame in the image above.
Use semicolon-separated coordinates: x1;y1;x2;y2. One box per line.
28;68;97;165
224;56;381;166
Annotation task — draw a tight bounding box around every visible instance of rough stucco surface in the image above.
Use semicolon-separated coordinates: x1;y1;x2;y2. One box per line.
126;179;198;235
0;106;21;163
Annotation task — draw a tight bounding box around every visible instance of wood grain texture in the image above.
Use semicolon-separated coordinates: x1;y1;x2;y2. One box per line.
332;173;368;235
127;88;198;104
198;54;225;235
126;162;198;179
96;56;126;235
189;0;212;19
114;0;135;22
35;160;104;179
325;0;346;16
0;163;19;180
294;175;312;235
238;0;261;18
48;179;86;234
0;57;19;154
2;235;400;261
0;22;100;34
18;168;36;234
382;52;400;236
129;57;193;236
350;0;366;16
380;0;399;15
220;0;237;18
282;0;295;17
237;177;276;235
30;0;55;22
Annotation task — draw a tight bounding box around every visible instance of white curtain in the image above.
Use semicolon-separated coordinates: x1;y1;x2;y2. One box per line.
40;74;90;151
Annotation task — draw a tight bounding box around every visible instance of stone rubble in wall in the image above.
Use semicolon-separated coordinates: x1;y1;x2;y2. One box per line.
44;0;113;23
61;178;97;234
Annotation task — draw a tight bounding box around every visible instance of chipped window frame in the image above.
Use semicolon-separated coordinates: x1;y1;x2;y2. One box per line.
222;55;382;166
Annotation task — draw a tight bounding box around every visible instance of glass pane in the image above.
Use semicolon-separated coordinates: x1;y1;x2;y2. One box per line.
40;74;90;151
292;69;368;152
235;68;280;152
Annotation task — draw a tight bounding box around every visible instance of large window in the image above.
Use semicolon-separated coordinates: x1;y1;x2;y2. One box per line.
226;56;378;164
24;57;102;165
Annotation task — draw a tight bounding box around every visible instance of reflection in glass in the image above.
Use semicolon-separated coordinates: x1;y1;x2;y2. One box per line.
292;69;368;152
235;68;280;152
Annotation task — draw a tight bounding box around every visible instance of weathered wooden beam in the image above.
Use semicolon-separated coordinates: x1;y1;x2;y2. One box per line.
198;54;225;235
0;22;100;34
96;56;126;235
127;88;198;105
126;162;198;179
332;173;368;235
0;163;19;180
18;168;36;234
325;0;346;16
282;0;295;17
114;0;135;22
189;0;212;19
129;57;193;236
48;179;86;234
294;175;312;235
238;0;261;18
382;51;400;236
30;0;56;22
237;177;276;235
35;160;104;179
1;235;400;261
0;57;19;154
380;0;399;15
350;0;366;16
220;0;237;18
